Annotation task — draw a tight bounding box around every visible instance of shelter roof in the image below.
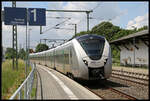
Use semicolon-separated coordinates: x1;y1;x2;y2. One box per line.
110;30;149;44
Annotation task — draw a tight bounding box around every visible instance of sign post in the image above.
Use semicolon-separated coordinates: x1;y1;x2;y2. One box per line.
4;6;46;99
4;6;27;70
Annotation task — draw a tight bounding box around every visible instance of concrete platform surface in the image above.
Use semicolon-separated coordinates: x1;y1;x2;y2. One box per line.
36;64;101;100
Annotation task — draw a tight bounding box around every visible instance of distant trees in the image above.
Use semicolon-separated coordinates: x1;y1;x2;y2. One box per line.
5;44;49;59
91;21;121;41
137;25;148;32
35;43;49;52
5;48;27;60
75;21;122;41
5;48;16;59
74;21;148;42
18;48;26;60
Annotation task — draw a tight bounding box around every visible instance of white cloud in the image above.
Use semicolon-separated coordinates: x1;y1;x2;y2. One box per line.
3;2;144;49
2;23;12;47
126;13;148;29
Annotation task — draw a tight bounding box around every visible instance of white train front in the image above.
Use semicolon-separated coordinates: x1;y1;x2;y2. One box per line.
30;34;112;80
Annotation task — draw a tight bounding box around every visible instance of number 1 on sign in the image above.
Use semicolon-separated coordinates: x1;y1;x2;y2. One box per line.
31;9;36;22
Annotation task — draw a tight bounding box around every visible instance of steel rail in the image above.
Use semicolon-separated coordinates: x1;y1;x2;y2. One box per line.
112;69;149;77
83;82;137;100
111;72;149;81
83;86;104;99
99;82;137;100
111;75;148;86
108;87;137;100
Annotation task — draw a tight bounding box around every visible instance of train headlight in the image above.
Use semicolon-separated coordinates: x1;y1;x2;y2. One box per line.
83;60;88;66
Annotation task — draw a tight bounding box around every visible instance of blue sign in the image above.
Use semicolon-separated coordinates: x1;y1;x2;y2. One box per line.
28;8;46;26
4;7;27;25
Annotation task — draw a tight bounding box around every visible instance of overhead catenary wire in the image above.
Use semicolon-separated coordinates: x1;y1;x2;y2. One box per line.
89;2;108;24
46;16;71;19
44;2;109;36
91;2;102;11
42;18;71;34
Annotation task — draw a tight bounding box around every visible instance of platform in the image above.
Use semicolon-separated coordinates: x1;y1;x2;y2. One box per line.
35;64;101;100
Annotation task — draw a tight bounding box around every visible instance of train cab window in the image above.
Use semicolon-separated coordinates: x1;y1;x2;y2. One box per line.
77;35;105;60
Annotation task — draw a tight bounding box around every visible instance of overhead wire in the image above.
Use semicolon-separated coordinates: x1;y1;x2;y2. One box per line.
89;2;102;20
42;18;71;34
43;3;102;35
91;2;102;11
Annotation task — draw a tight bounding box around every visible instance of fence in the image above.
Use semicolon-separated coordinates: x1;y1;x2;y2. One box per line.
9;63;36;99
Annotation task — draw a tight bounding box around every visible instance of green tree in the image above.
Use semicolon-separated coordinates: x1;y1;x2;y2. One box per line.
35;43;49;52
5;48;16;59
112;29;135;41
137;25;148;32
18;48;26;60
91;21;121;41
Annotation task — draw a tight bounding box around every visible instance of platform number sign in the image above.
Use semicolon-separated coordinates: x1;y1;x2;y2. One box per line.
4;7;27;25
28;8;46;26
4;7;46;26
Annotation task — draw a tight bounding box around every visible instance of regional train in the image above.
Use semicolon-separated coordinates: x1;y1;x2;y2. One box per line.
30;34;112;80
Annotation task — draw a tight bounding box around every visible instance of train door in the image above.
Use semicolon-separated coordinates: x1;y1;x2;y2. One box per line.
62;49;65;73
71;46;79;78
45;52;46;66
69;45;78;79
53;49;56;70
69;46;73;74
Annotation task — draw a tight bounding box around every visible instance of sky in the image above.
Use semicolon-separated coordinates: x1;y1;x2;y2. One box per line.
2;1;149;50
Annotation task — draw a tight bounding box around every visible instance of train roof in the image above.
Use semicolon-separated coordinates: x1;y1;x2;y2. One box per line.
30;34;106;55
75;34;105;41
29;39;72;55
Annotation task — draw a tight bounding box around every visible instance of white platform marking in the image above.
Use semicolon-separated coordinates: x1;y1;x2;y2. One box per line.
39;66;78;99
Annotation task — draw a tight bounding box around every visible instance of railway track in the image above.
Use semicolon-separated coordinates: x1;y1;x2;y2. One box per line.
85;85;137;100
76;68;149;100
112;69;149;79
77;80;137;100
107;86;137;100
111;69;149;86
111;75;148;86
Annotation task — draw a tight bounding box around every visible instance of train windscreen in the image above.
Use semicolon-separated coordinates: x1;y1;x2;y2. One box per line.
77;35;105;60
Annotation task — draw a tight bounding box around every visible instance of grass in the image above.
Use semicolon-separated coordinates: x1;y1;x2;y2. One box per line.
2;59;32;99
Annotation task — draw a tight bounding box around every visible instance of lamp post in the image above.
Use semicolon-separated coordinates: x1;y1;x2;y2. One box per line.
28;28;32;67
